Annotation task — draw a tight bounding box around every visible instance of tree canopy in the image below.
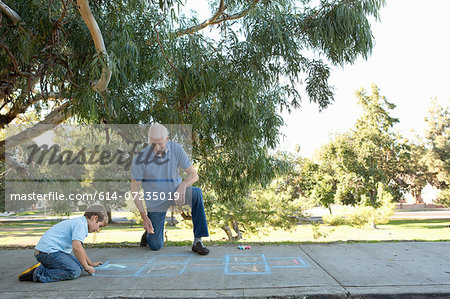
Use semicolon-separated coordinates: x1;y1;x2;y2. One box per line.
1;1;385;228
422;99;449;206
2;0;384;139
298;85;409;207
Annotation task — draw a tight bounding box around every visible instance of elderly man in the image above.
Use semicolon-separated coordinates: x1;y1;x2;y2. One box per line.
131;123;209;255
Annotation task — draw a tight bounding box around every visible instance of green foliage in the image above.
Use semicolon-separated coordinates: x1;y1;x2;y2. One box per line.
395;141;432;202
2;0;384;233
323;183;395;228
127;211;144;226
322;214;346;226
0;161;4;212
422;99;449;206
2;0;385;124
311;221;335;240
313;84;407;208
436;188;450;207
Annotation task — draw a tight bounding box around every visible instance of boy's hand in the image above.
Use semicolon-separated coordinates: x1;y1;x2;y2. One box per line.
84;265;95;275
90;261;103;267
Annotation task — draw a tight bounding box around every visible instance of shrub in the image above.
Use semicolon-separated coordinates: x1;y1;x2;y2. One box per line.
322;214;347;226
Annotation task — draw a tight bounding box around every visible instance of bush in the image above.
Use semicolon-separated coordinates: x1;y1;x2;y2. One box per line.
322;214;347;226
346;206;377;228
346;184;395;229
322;184;395;229
436;188;450;207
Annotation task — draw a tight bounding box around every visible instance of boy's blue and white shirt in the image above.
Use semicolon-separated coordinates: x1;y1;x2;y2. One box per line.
131;141;192;212
35;216;88;254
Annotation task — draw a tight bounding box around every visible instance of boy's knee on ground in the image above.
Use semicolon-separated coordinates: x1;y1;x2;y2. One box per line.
67;266;82;279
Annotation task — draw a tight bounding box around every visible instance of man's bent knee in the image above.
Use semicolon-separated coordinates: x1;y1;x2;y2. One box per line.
193;187;203;196
192;187;204;203
148;242;163;251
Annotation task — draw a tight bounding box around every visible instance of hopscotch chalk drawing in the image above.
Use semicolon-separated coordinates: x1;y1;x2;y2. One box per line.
94;254;308;277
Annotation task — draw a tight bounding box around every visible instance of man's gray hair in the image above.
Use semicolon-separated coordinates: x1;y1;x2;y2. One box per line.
148;123;169;140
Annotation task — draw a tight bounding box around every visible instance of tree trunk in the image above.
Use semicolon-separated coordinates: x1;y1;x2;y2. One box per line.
76;0;111;92
414;192;424;204
221;224;233;241
105;205;113;224
0;101;71;155
232;219;242;240
369;189;377;206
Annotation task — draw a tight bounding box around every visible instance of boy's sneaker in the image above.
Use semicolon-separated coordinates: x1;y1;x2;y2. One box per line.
140;231;147;247
18;263;40;281
191;242;210;255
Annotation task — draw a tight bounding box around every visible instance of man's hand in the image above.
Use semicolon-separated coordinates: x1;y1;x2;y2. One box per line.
175;183;186;206
84;265;95;275
174;165;198;206
89;261;103;267
143;214;154;234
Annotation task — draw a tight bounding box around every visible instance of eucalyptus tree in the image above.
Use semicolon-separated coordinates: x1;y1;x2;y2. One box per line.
1;0;385;233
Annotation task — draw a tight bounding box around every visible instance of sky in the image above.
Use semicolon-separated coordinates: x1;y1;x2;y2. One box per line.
279;0;450;157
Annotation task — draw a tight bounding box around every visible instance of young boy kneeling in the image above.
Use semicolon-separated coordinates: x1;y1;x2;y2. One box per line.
18;205;108;282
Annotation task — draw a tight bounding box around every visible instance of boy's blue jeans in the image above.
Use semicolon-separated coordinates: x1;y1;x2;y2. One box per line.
33;250;84;283
147;187;209;250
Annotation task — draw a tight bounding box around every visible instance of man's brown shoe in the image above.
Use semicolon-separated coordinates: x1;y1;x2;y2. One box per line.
191;242;210;255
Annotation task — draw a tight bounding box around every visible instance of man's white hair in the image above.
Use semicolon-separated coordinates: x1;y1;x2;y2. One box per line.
148;123;169;140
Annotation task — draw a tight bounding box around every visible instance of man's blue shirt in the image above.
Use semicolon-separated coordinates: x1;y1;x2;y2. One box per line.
131;141;191;211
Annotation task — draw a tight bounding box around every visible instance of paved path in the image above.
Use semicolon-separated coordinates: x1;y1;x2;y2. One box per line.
1;209;449;223
1;242;449;298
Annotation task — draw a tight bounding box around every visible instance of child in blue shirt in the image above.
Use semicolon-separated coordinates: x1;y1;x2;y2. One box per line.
18;205;108;282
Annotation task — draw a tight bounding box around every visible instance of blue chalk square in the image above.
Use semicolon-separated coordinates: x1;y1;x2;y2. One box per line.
93;269;139;276
225;263;270;275
226;254;265;264
151;254;191;264
267;257;308;268
189;259;225;268
96;260;148;270
144;263;185;276
225;254;270;275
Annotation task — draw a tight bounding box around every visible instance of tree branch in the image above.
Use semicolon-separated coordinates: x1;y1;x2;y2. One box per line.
0;81;63;129
154;17;183;81
176;0;258;37
0;43;35;77
76;0;111;92
0;101;72;156
0;1;21;25
4;152;33;179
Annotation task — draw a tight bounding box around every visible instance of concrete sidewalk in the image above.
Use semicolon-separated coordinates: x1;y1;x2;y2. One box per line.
1;242;449;298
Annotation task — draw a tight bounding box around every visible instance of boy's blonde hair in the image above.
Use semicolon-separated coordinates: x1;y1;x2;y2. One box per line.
84;205;108;225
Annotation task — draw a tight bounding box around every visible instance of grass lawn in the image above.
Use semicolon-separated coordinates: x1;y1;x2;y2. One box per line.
0;218;449;247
